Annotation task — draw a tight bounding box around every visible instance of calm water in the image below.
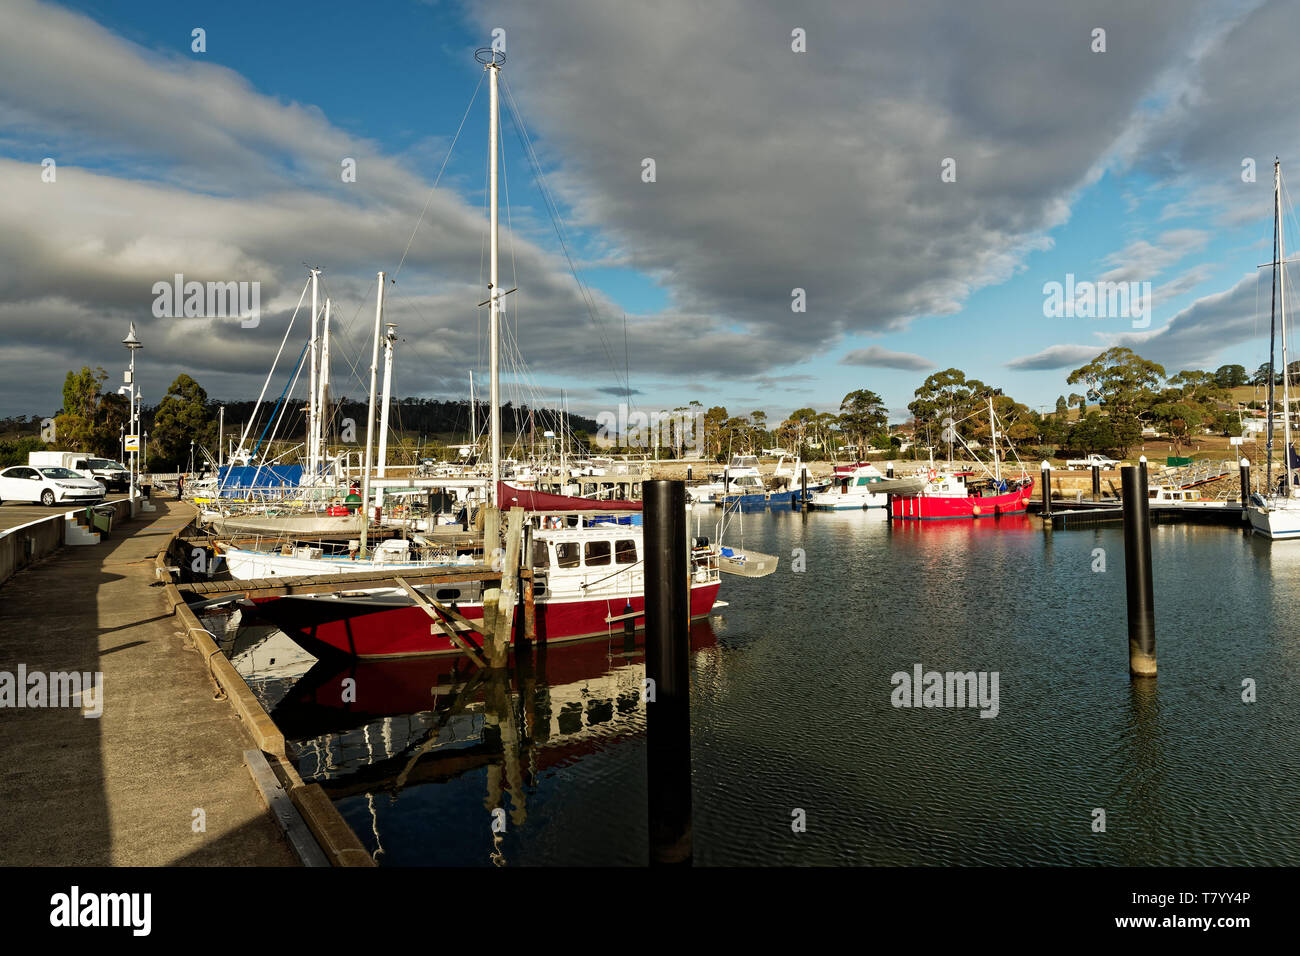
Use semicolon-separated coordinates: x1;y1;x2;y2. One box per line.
223;506;1300;865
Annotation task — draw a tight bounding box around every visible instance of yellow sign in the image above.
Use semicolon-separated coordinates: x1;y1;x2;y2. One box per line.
124;435;140;451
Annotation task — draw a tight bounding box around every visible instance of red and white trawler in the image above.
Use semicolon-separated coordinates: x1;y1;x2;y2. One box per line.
890;396;1034;520
247;506;723;659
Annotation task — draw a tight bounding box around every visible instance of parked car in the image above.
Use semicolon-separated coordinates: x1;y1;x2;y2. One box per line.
1065;454;1119;470
28;451;129;491
0;466;106;506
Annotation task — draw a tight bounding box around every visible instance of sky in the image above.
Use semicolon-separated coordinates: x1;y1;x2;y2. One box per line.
3;0;1300;428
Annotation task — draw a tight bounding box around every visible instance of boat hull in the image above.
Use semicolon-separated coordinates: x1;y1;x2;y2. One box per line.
890;479;1035;520
1247;500;1300;538
249;581;722;659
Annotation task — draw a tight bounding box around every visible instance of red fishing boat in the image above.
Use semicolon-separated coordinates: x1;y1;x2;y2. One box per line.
889;472;1034;519
246;501;724;659
890;395;1034;520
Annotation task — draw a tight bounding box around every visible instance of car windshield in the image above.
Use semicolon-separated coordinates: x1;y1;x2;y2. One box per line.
87;459;124;470
40;468;82;479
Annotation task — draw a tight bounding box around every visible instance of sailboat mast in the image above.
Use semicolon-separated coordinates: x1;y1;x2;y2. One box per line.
469;370;476;454
377;323;395;478
360;271;385;556
308;268;320;478
1267;163;1280;493
319;297;332;472
989;395;1001;484
487;52;503;506
1278;161;1293;497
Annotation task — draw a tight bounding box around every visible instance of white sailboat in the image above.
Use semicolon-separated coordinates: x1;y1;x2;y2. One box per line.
1247;160;1300;539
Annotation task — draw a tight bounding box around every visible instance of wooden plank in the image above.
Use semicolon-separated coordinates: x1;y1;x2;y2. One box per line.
483;506;500;567
243;749;331;867
491;507;524;665
393;576;488;669
522;526;536;641
183;564;502;597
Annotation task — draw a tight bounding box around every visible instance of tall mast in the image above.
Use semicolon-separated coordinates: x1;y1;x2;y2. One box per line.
469;370;476;454
377;323;396;478
486;50;503;506
360;272;385;556
989;394;1001;484
308;268;320;478
1268;160;1279;489
1278;161;1293;497
319;297;332;473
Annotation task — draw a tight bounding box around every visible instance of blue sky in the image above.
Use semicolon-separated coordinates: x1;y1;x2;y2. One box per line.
3;0;1299;427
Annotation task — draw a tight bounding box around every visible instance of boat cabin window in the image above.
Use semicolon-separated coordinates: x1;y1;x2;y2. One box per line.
532;540;549;568
854;476;875;486
1148;490;1158;499
436;588;461;601
585;540;611;566
615;539;637;564
555;542;580;568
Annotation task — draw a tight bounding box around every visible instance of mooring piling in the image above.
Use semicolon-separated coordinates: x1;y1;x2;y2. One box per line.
1040;461;1051;517
643;479;693;866
1091;463;1101;500
1240;457;1251;517
1121;461;1157;678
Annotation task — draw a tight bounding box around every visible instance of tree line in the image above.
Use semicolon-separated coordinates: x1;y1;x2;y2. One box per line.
686;349;1263;463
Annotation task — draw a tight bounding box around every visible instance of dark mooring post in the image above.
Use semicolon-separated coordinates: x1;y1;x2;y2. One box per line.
1239;456;1251;518
1040;461;1051;517
800;467;808;508
643;479;693;865
1121;463;1157;678
1091;463;1101;500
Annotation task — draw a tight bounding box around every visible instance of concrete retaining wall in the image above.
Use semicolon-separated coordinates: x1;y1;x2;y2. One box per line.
0;513;66;589
0;498;137;590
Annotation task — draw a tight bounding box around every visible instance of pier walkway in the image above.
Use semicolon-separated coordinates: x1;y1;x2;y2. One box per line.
0;500;296;865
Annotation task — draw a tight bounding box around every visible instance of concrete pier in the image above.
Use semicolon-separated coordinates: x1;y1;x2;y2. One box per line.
0;501;297;865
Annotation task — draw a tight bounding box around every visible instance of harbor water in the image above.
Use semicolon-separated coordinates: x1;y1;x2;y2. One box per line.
222;508;1300;865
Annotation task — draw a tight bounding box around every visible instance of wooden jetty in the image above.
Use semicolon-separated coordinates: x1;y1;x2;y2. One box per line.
1027;499;1246;529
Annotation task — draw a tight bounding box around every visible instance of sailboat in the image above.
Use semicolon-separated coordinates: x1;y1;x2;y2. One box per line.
889;396;1034;520
1247;160;1300;539
242;49;736;656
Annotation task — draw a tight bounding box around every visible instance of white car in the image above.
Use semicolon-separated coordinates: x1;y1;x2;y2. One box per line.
0;466;106;506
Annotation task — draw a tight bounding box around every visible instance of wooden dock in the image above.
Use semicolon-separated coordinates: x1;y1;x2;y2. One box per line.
181;563;503;598
1028;498;1246;528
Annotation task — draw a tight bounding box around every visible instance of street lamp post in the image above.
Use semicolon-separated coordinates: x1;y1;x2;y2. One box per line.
123;323;142;503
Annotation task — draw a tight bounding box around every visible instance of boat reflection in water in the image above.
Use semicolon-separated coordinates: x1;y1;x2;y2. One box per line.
231;617;720;865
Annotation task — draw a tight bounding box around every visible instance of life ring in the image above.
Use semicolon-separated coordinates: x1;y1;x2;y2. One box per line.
927;469;938;482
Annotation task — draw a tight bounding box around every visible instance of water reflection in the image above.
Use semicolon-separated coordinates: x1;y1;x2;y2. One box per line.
207;508;1300;866
224;618;717;865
